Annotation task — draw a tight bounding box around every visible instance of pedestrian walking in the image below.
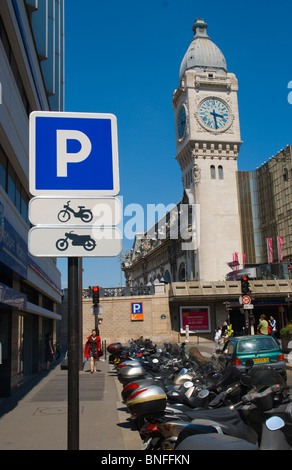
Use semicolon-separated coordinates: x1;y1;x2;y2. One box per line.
257;314;268;335
269;316;277;338
45;332;54;371
84;329;101;373
213;326;222;354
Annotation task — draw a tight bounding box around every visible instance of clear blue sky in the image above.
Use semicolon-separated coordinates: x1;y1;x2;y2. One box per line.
57;0;292;289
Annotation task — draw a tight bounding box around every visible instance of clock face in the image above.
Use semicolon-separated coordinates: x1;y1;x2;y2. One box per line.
178;106;186;139
199;98;230;131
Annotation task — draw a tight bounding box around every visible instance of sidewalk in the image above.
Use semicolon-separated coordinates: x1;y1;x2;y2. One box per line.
0;357;142;451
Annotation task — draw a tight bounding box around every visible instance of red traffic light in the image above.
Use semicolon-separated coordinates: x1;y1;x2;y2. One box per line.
241;275;250;295
92;286;100;305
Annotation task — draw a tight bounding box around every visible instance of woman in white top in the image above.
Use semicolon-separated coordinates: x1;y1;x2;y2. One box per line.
213;326;222;354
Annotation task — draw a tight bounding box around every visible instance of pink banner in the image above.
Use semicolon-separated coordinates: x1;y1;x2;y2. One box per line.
180;307;210;333
267;238;273;264
242;253;246;268
278;236;283;262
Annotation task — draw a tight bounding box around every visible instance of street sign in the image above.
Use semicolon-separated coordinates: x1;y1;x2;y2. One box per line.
91;305;103;315
241;295;251;305
29;111;119;196
131;302;144;321
29;197;122;226
28;226;122;257
244;304;254;309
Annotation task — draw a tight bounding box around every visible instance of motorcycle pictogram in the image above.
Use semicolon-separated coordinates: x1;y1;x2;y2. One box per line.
57;201;93;223
56;231;96;251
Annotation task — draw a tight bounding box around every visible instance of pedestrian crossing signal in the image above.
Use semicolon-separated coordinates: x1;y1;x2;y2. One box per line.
92;286;99;305
241;276;250;295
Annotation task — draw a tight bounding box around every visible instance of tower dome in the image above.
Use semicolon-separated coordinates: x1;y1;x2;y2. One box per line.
179;19;227;81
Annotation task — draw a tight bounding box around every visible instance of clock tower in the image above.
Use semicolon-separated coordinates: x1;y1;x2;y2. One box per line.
173;19;243;281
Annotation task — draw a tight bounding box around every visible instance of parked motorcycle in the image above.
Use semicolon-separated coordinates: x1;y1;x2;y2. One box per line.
174;383;292;450
138;366;291;450
110;338;291;450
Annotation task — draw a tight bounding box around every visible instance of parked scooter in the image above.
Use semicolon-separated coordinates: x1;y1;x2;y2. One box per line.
174;383;292;450
138;367;291;450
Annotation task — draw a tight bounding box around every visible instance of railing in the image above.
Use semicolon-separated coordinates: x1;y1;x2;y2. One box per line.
82;285;155;299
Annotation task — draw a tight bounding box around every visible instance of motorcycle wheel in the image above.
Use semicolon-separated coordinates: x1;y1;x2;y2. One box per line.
58;210;70;222
56;238;69;251
84;239;96;251
81;211;93;223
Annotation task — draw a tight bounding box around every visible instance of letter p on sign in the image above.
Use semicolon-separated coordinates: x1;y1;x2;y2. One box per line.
56;130;92;177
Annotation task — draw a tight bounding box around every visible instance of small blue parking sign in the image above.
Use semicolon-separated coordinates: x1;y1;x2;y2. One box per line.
131;302;143;314
29;112;119;196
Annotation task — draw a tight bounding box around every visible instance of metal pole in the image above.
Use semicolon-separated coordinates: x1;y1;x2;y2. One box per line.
78;258;83;371
68;257;79;450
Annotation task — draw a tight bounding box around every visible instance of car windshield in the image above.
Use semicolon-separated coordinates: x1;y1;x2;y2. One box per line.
237;337;278;354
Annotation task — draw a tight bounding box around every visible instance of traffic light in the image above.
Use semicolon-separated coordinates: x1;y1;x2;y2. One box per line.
241;275;250;295
92;286;99;305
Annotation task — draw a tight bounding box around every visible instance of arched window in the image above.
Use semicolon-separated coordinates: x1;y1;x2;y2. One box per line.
218;165;224;180
210;165;216;179
179;265;186;282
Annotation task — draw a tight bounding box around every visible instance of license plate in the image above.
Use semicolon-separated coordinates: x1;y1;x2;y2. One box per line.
253;357;269;363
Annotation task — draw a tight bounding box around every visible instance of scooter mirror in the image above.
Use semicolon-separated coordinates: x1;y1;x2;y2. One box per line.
198;389;209;399
183;381;193;389
266;416;285;431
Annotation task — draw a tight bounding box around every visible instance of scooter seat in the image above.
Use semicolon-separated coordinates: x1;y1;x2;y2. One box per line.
175;433;259;450
190;418;258;444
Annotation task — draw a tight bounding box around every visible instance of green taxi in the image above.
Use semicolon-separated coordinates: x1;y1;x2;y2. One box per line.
219;335;287;380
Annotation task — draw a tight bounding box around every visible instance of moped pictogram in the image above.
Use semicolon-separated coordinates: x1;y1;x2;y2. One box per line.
57;201;93;223
56;231;96;251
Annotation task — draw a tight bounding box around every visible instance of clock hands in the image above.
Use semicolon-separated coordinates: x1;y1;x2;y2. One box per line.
210;109;224;129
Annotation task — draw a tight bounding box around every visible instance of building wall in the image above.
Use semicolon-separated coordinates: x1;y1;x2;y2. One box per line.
238;146;292;267
82;285;175;347
0;0;64;396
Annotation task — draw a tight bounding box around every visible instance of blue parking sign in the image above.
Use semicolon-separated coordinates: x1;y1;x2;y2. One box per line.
131;302;143;314
29;112;120;196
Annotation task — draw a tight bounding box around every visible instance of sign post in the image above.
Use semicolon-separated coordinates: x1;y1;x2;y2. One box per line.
28;111;121;450
67;257;79;450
